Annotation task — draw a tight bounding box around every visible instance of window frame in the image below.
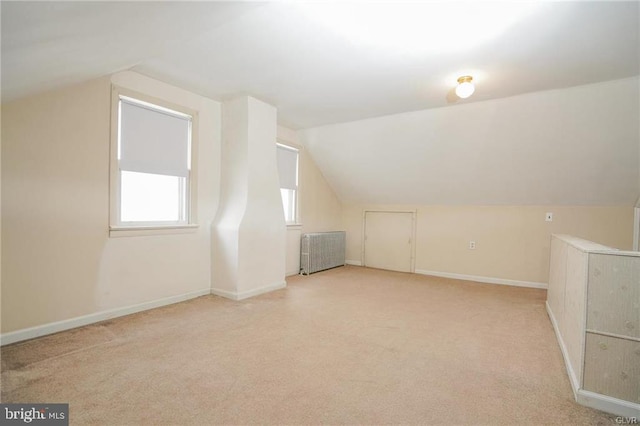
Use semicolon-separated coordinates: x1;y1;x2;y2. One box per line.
276;142;300;226
109;86;199;237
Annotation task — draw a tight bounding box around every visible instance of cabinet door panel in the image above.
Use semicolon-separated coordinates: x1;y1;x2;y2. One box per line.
583;333;640;404
587;254;640;339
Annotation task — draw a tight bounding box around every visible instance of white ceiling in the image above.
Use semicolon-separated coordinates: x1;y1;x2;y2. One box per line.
2;1;639;130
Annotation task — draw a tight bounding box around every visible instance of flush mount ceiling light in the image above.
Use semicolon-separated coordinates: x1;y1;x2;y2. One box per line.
455;76;475;99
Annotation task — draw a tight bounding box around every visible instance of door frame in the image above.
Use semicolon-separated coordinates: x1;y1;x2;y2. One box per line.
362;209;417;273
634;206;639;251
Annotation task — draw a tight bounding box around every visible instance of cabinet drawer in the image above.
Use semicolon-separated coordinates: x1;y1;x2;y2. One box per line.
583;333;640;404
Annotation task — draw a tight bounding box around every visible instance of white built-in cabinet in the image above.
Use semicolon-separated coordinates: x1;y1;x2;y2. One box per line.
547;234;639;417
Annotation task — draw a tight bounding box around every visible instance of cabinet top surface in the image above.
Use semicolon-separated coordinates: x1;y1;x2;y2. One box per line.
553;234;640;257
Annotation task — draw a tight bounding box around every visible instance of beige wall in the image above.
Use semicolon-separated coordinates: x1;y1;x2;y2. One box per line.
277;126;343;276
343;204;633;284
298;141;343;235
1;72;221;334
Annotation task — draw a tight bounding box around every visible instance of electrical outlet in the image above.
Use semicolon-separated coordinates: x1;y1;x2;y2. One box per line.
469;241;476;250
545;212;553;222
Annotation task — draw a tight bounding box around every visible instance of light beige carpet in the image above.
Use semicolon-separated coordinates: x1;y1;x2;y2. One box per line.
1;266;616;425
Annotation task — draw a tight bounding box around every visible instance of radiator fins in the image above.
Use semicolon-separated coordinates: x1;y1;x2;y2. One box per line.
300;232;346;275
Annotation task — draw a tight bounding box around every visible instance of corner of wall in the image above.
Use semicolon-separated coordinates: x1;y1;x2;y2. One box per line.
278;124;344;277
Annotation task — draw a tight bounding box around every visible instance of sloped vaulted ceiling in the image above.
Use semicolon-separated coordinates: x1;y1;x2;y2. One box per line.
2;2;638;129
0;2;263;102
300;78;640;206
2;1;639;206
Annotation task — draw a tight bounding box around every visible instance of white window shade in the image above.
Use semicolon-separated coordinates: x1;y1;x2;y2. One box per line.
119;99;191;177
277;145;298;190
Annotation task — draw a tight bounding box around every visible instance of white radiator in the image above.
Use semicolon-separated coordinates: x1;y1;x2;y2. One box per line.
300;232;346;275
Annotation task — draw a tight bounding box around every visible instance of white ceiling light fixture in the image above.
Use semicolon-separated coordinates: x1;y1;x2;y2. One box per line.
455;76;475;99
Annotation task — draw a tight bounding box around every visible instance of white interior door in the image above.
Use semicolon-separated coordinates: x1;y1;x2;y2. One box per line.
364;211;414;272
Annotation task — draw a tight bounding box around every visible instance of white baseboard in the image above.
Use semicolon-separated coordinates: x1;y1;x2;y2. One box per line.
345;260;362;266
577;389;640;418
546;301;580;396
0;288;211;346
415;269;547;289
211;281;286;301
209;287;238;300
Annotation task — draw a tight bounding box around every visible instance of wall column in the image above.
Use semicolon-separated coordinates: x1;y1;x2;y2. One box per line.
211;96;286;299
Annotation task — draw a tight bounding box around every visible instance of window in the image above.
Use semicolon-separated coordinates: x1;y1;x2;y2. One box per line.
111;89;196;233
276;143;299;224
